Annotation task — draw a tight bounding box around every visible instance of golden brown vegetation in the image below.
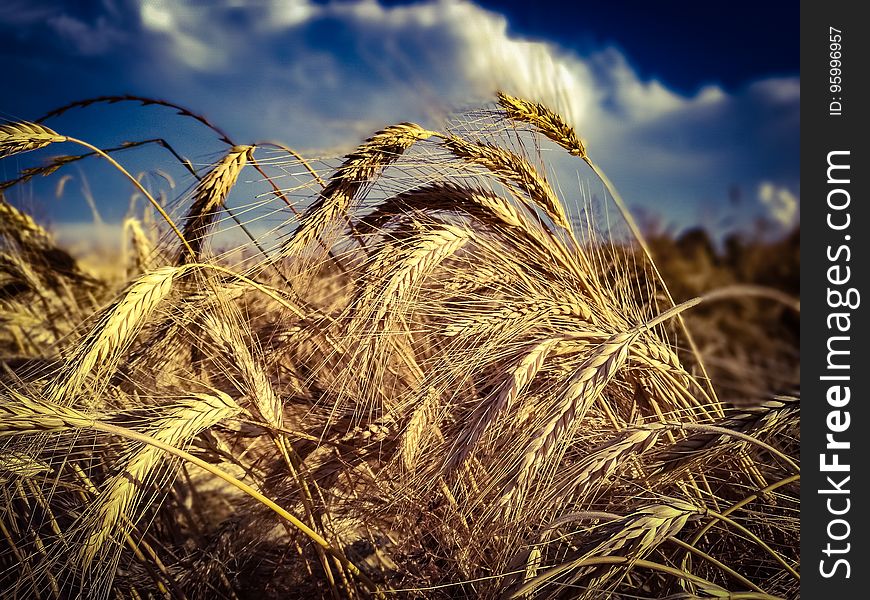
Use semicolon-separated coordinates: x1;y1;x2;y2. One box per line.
0;93;798;599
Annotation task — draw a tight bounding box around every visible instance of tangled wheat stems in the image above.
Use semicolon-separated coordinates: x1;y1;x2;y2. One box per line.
0;93;799;599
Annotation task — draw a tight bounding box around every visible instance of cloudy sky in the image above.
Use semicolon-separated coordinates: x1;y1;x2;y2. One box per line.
0;0;799;235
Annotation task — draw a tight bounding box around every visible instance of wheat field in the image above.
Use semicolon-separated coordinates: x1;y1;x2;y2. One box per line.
0;93;799;599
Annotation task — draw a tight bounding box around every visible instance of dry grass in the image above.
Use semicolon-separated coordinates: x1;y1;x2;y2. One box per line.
0;94;799;599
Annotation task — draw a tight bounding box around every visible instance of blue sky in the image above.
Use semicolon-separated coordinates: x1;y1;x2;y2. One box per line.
0;0;799;239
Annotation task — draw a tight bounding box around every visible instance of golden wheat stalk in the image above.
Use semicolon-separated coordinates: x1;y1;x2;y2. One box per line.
404;148;599;302
359;182;586;290
503;330;638;502
450;338;559;470
282;123;433;258
571;424;668;499
1;389;380;595
0;451;50;481
608;501;704;555
122;217;154;275
356;183;527;235
48;266;184;402
178;145;253;264
0;389;97;432
80;391;242;567
0;251;42;296
496;91;587;158
441;136;571;233
515;501;702;597
0;122;66;158
201;311;284;429
400;388;441;471
0;121;194;255
371;224;470;323
443;295;591;339
630;340;693;390
0;197;55;249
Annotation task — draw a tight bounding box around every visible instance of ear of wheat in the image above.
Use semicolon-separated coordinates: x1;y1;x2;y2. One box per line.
178;145;253;264
80;391;242;567
503;330;638;503
0;122;66;158
48;266;183;402
282;122;433;259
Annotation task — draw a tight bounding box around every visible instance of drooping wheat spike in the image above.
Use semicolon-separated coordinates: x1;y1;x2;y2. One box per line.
200;310;284;429
0;196;103;300
630;339;693;390
355;183;526;235
177;145;253;264
656;394;799;466
48;266;184;402
0;451;50;482
81;391;242;567
0;388;97;433
370;224;471;323
441;136;571;233
0;251;42;298
362;182;584;280
450;338;559;470
400;388;441;471
443;297;591;339
496;91;587;158
504;330;638;502
355;182;587;298
282;122;434;258
0;122;66;158
567;501;701;591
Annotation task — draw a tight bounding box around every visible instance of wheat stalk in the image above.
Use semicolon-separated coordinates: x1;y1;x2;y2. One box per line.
400;388;441;471
0;197;55;250
515;501;702;597
48;266;184;402
178;145;253;264
356;183;528;234
371;224;470;323
0;122;66;158
0;389;98;432
503;330;637;502
201;311;284;429
450;338;559;470
593;500;700;559
282;123;433;258
81;391;242;567
441;136;570;233
122;217;154;275
0;451;50;481
571;424;668;499
0;251;42;297
496;91;586;158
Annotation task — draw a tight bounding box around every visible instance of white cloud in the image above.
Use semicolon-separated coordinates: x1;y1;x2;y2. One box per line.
758;182;799;227
587;48;726;123
139;0;227;70
260;0;319;29
130;0;727;134
749;77;800;104
7;0;798;230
